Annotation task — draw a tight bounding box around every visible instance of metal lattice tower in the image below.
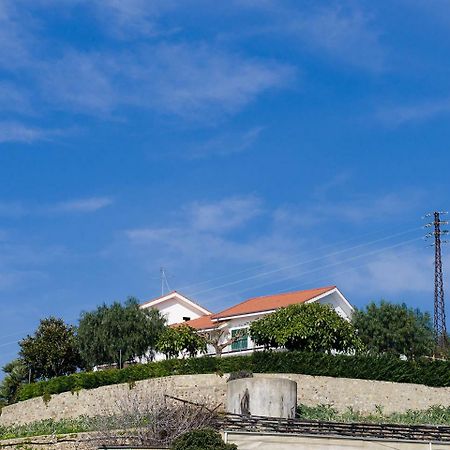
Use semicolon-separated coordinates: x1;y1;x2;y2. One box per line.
425;211;448;348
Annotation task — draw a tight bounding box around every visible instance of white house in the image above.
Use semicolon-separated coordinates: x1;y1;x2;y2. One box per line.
140;291;212;325
141;285;354;357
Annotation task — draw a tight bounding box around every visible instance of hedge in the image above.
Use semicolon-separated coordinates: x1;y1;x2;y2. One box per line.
16;351;450;402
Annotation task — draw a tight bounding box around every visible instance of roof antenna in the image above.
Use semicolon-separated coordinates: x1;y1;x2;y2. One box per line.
160;267;172;296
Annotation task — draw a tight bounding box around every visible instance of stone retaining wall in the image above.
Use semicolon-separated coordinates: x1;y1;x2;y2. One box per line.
1;373;450;427
0;432;165;450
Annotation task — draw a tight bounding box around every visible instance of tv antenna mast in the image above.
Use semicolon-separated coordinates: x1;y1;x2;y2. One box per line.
424;211;448;348
160;267;172;296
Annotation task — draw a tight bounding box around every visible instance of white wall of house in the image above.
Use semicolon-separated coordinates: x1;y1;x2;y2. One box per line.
140;288;354;359
147;297;204;325
310;289;354;320
205;289;354;356
140;292;211;361
140;292;210;326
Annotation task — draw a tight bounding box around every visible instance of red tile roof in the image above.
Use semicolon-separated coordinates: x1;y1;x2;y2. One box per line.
211;286;336;320
179;315;217;330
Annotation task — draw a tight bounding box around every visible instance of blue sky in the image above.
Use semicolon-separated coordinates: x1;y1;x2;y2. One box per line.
1;0;449;368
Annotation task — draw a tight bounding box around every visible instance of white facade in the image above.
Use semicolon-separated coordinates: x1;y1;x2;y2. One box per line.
205;287;354;356
141;287;354;358
140;291;211;325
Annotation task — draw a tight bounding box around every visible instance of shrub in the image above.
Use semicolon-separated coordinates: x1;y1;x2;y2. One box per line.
250;303;363;353
171;428;237;450
156;325;207;359
296;404;450;426
16;351;450;403
352;301;435;359
227;370;253;382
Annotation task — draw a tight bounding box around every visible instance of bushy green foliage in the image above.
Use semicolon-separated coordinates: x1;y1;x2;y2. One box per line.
171;428;237;450
0;359;28;405
352;301;435;359
16;351;450;403
297;404;450;426
2;404;450;442
77;298;166;368
157;324;207;359
250;303;363;353
0;416;99;440
19;317;82;380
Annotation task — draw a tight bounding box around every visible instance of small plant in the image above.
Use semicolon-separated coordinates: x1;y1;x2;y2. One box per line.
171;428;237;450
227;370;253;382
296;403;450;426
42;391;51;405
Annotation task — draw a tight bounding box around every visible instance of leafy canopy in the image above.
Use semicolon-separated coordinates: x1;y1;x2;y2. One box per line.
171;428;237;450
352;300;435;359
77;297;166;368
157;324;207;359
0;359;28;405
19;317;81;380
249;302;363;353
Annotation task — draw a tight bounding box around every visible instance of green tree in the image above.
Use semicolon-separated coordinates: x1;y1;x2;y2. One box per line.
19;317;81;380
0;359;28;405
171;428;237;450
352;301;435;359
157;324;207;359
249;303;363;353
77;297;166;368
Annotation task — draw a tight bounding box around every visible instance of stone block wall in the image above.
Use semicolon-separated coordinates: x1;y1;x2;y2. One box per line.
1;373;450;427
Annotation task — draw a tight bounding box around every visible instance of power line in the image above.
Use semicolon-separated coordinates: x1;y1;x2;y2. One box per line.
276;244;421;297
178;225;421;292
188;227;423;298
202;235;423;306
424;211;448;348
0;340;20;348
0;330;30;343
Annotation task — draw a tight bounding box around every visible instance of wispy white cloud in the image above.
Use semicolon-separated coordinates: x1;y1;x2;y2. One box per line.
0;196;114;217
188;126;264;159
186;196;263;233
0;82;32;114
119;190;434;309
90;0;176;38
125;195;290;268
50;197;115;213
31;44;293;119
0;1;33;69
0;0;294;121
0;121;53;144
225;1;386;73
127;195;263;242
274;191;424;228
291;4;385;73
334;248;433;298
0;236;67;292
377;98;450;127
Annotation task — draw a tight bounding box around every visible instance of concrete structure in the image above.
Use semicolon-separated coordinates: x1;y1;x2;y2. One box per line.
225;432;450;449
227;377;297;418
142;286;354;357
2;373;450;427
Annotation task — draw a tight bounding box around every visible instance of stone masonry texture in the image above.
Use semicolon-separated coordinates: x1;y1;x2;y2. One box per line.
1;373;450;427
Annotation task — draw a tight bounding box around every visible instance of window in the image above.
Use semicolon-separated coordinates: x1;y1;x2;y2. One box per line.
182;316;191;322
231;328;248;351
